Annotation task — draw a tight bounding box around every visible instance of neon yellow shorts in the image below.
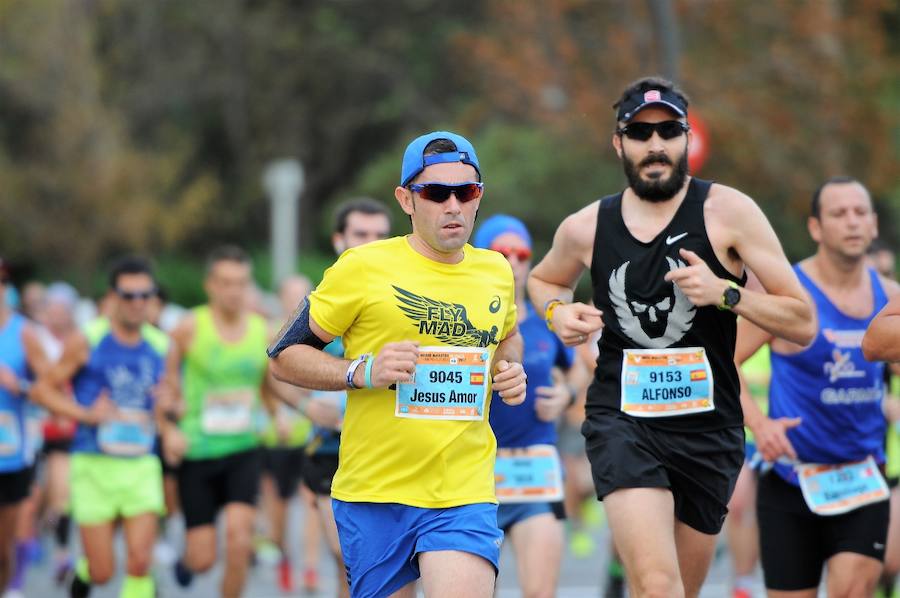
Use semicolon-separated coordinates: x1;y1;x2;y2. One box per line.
70;453;165;525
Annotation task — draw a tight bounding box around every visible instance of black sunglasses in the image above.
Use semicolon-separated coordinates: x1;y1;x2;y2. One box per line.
407;182;484;203
116;289;156;301
617;120;689;142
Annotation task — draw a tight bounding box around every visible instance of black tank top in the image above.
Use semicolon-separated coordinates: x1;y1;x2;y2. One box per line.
588;178;745;431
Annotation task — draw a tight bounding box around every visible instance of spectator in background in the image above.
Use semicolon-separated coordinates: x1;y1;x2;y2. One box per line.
256;274;321;593
19;282;46;323
38;282;80;584
868;241;897;281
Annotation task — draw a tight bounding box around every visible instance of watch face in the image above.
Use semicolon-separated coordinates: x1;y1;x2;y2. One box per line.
724;287;741;307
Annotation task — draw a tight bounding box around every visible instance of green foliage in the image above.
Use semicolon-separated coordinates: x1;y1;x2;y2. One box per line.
152;250;336;308
0;0;898;280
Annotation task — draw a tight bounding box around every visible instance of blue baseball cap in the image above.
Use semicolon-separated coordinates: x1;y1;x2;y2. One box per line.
400;131;481;187
473;214;532;250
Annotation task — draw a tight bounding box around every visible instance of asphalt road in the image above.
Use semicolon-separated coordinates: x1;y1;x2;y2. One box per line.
19;498;769;597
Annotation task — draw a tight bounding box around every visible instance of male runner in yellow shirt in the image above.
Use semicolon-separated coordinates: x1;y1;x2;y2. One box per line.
269;131;527;598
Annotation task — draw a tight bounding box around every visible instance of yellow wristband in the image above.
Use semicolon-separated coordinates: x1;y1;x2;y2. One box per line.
544;300;564;331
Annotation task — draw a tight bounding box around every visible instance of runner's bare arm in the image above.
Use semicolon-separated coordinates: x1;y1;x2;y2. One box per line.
156;325;192;463
269;315;355;390
31;333;107;424
259;363;279;419
264;368;308;410
155;318;192;465
528;209;592;305
492;326;522;367
22;325;51;379
732;263;801;462
723;188;816;346
734;314;771;424
863;283;900;362
733;273;775;366
528;206;604;345
161;315;195;416
737;352;800;463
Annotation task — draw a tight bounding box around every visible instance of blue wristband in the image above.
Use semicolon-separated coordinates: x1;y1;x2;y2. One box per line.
364;355;375;389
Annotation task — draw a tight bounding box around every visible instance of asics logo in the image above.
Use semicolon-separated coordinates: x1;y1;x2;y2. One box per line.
665;232;688;245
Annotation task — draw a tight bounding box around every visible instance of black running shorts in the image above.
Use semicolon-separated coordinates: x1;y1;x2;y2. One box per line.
756;470;889;591
263;446;306;500
302;453;339;497
582;407;743;534
177;448;262;529
0;466;33;506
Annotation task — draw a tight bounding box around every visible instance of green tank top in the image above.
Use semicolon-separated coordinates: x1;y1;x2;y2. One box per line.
259;402;312;449
181;306;269;460
886;376;900;479
741;344;771;444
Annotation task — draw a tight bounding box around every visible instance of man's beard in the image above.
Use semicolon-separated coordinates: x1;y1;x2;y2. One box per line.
623;149;689;203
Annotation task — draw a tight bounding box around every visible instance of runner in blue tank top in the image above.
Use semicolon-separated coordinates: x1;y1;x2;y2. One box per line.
0;259;54;592
474;215;585;597
737;177;900;596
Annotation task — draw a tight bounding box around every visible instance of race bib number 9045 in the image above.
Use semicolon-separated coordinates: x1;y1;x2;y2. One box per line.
395;346;490;421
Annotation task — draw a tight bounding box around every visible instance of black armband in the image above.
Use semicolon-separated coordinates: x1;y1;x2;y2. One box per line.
267;298;328;358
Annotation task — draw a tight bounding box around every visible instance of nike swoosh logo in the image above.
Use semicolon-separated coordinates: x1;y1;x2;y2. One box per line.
665;232;688;245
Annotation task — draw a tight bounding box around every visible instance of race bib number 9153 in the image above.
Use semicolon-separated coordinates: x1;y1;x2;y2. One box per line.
620;347;714;417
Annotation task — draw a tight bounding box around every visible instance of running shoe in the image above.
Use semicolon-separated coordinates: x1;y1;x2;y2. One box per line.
53;556;73;586
302;567;320;593
603;574;626;598
569;529;596;558
173;560;194;588
255;538;281;566
278;557;294;593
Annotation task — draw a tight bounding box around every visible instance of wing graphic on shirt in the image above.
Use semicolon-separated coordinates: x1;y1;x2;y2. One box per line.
608;257;694;349
392;285;499;347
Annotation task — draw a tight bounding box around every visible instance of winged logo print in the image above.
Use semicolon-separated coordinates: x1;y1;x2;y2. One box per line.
393;285;499;347
608;257;695;349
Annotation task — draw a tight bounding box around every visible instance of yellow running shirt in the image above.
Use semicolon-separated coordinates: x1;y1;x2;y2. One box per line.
310;236;517;508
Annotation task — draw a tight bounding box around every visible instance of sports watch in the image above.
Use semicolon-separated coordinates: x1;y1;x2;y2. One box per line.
719;280;741;310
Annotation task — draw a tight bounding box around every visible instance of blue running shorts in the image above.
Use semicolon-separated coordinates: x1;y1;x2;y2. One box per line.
496;502;547;533
332;500;502;598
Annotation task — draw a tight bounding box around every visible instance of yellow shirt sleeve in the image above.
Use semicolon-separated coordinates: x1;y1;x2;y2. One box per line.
308;250;367;337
